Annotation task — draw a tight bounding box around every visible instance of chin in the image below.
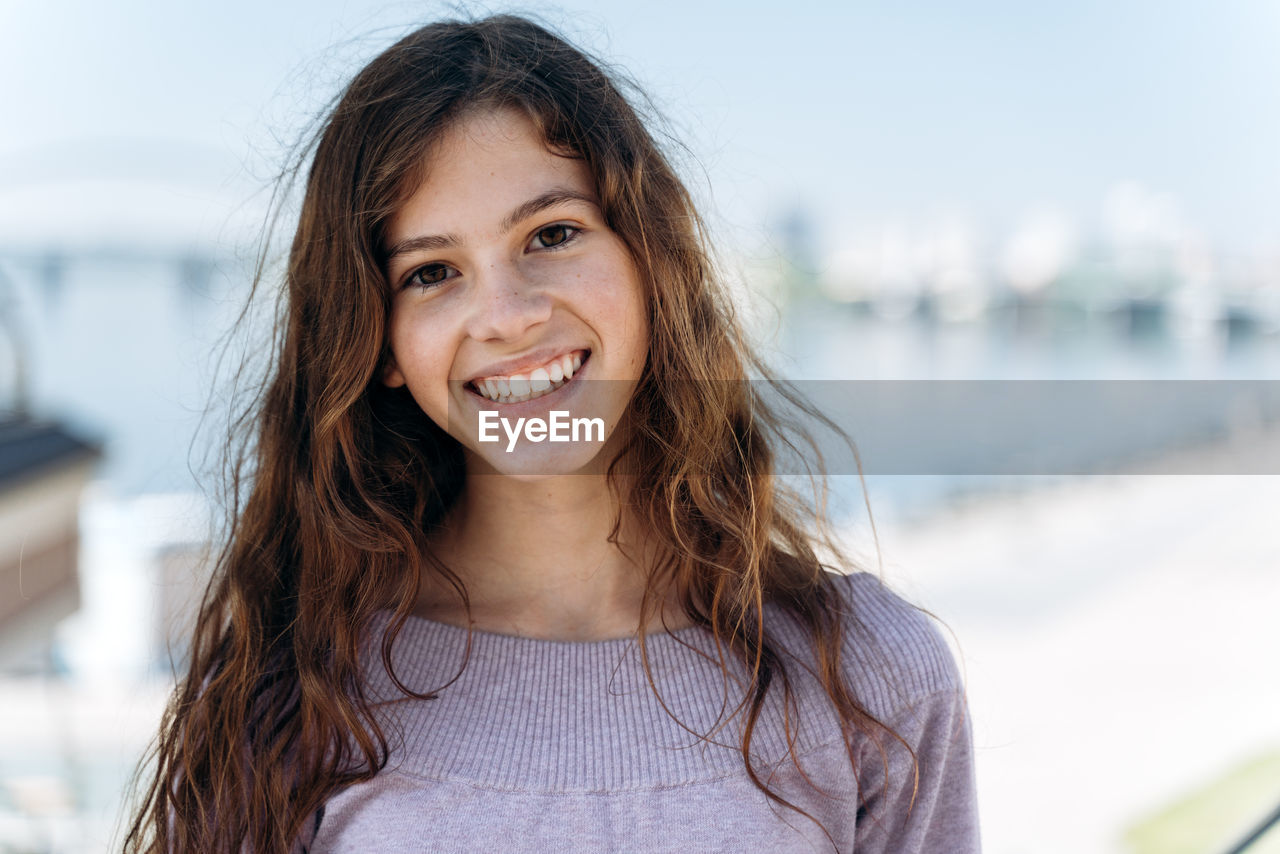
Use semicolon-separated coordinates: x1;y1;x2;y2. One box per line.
463;443;614;479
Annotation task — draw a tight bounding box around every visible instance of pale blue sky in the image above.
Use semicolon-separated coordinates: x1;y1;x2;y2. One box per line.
2;0;1278;253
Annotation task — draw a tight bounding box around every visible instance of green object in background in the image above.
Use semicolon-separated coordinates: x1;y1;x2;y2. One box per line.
1125;749;1280;854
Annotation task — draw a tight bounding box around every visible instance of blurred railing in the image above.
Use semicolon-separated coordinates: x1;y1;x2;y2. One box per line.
1225;800;1280;853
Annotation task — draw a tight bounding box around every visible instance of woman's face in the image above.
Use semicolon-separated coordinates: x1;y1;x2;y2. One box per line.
381;107;649;478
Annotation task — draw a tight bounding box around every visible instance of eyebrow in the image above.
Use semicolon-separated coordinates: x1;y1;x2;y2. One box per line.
383;188;598;263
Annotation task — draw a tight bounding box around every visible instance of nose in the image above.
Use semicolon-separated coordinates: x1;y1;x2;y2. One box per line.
465;259;553;342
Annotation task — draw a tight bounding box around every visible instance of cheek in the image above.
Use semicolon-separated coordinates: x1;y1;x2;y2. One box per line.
387;312;454;425
586;249;649;370
615;274;650;371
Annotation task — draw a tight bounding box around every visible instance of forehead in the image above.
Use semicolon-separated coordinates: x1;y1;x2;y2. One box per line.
387;108;595;240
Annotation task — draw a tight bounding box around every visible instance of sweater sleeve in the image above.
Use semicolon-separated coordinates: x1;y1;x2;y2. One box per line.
826;572;981;852
852;683;980;852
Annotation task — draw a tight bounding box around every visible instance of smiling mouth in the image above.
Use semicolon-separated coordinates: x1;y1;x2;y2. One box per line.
466;350;589;404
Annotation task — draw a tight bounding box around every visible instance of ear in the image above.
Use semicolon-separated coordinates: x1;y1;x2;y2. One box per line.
382;354;406;388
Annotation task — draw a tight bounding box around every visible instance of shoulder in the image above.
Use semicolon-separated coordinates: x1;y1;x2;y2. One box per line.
813;570;963;722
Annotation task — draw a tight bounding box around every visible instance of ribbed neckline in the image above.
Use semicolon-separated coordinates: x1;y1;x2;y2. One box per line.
392;606;712;655
355;572;951;793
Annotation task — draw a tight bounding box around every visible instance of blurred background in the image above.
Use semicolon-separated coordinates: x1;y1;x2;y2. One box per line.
2;1;1278;852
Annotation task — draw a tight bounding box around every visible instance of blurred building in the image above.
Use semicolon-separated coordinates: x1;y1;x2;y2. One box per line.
0;417;100;668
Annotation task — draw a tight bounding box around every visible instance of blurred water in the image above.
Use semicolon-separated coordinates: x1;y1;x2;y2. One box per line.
771;298;1280;523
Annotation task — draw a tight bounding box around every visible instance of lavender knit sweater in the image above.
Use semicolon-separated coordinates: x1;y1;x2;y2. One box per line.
310;572;980;853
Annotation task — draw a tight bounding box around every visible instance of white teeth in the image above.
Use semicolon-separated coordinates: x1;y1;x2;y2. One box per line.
472;351;587;403
476;374;570;403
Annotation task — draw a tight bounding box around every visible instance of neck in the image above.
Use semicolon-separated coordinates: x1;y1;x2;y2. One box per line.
417;472;687;641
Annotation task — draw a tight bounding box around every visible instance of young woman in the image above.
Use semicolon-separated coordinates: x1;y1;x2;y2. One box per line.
125;15;978;854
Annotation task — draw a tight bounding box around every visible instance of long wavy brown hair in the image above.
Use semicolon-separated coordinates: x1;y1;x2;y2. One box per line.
123;14;909;853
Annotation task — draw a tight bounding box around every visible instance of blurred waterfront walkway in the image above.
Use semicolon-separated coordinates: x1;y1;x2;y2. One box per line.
863;430;1280;853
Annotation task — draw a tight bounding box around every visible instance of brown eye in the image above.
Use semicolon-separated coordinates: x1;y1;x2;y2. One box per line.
531;224;577;250
408;263;455;290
